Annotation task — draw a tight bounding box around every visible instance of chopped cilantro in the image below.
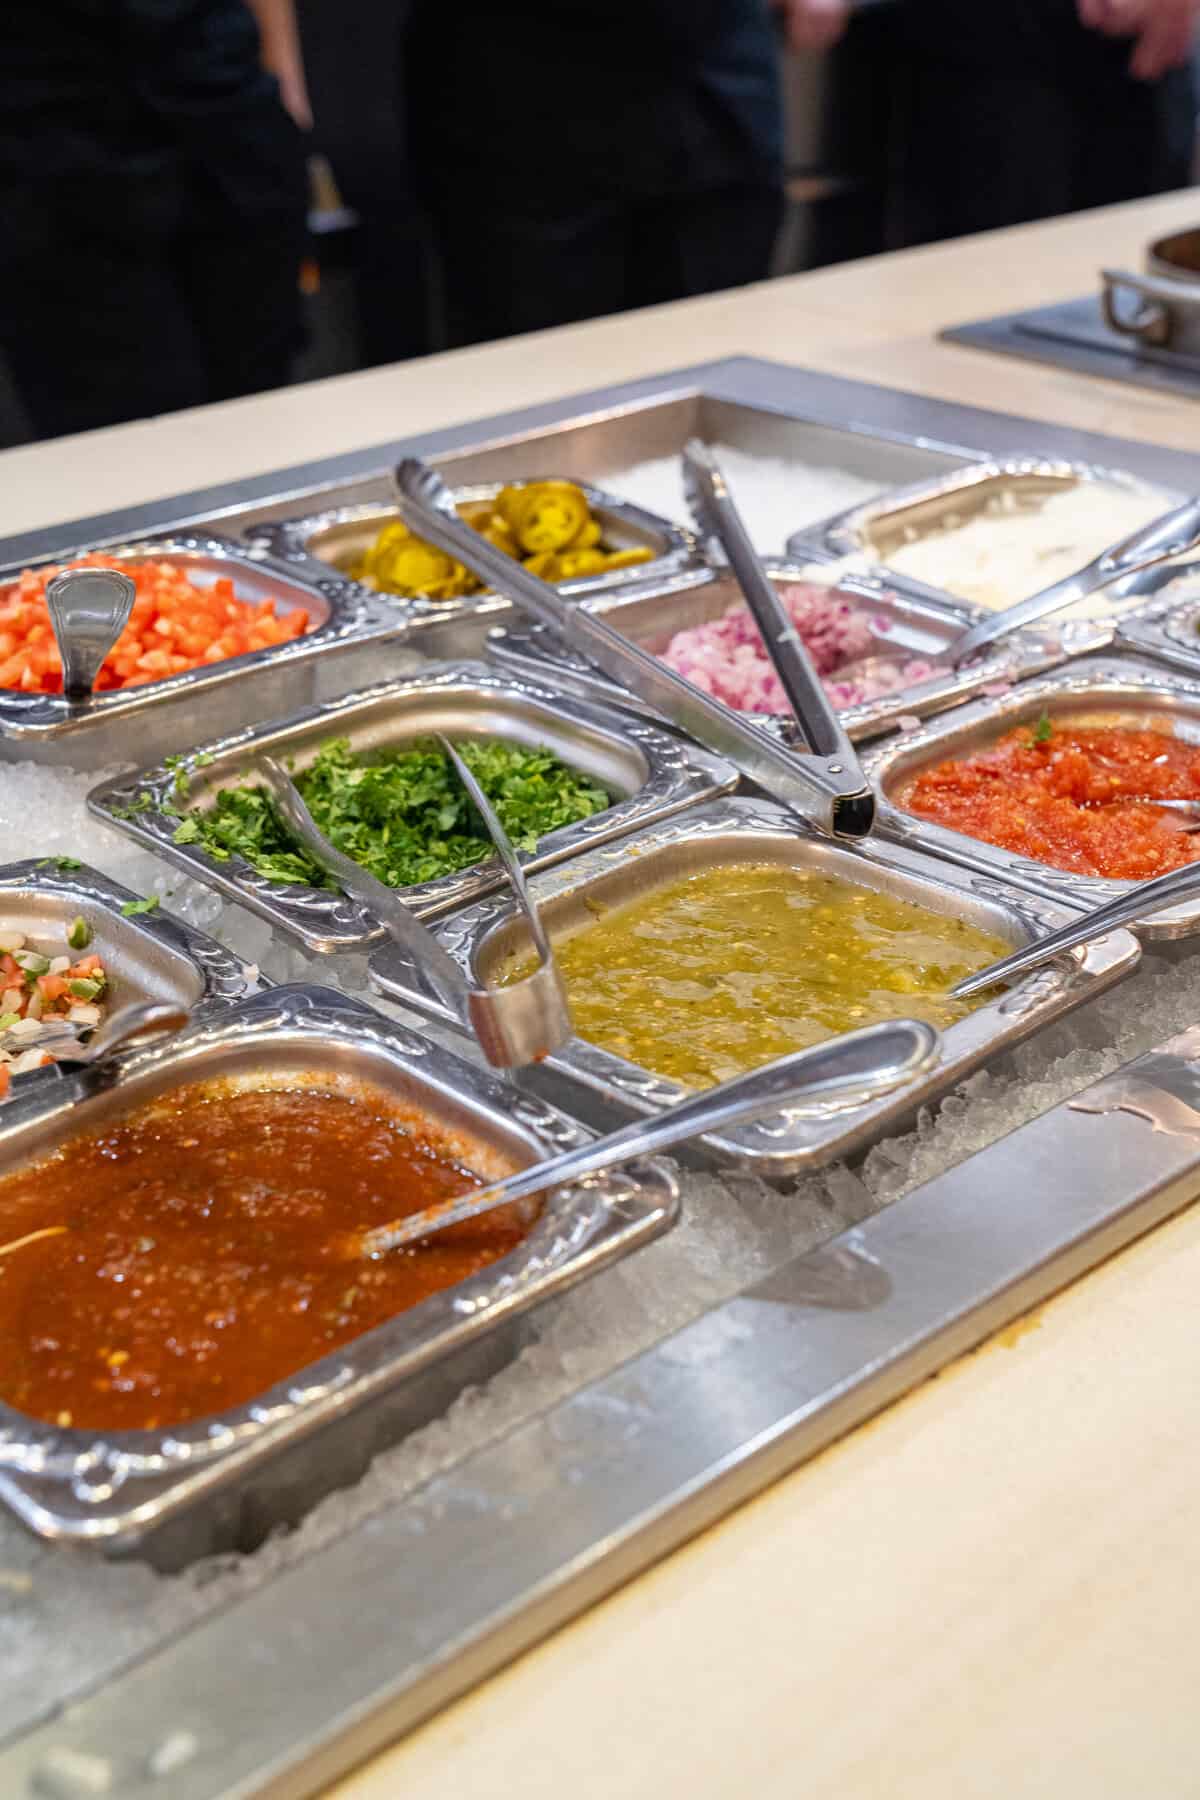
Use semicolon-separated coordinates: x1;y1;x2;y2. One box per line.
36;856;82;871
1032;713;1053;745
120;895;160;917
173;736;612;891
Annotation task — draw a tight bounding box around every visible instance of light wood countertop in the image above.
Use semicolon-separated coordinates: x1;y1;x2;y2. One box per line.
4;189;1199;1798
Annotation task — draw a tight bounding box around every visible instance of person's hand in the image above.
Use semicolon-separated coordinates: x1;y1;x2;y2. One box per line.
773;0;849;53
1078;0;1200;80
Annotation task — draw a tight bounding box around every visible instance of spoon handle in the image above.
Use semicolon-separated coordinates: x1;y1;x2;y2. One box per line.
46;567;136;701
950;858;1200;999
353;1018;940;1257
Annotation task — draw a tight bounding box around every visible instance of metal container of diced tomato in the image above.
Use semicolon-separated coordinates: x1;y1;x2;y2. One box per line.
0;535;415;766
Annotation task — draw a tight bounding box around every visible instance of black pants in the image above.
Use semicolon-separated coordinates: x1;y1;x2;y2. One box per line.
425;181;781;350
898;0;1196;243
0;114;307;440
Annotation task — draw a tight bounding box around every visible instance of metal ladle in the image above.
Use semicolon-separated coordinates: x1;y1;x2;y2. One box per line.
46;566;136;701
344;1017;941;1258
255;755;572;1070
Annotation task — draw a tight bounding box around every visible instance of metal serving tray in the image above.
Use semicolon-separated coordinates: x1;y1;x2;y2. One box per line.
369;796;1139;1175
790;456;1182;642
251;476;701;633
864;653;1200;937
87;662;736;954
485;557;1068;745
0;857;257;1025
0;984;678;1563
1115;565;1200;678
0;535;413;768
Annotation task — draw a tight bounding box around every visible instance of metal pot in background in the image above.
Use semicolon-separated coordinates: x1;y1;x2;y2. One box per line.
1102;229;1200;356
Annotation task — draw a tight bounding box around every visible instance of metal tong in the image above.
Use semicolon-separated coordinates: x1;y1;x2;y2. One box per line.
255;755;571;1070
951;858;1200;1000
942;493;1200;668
46;566;136;701
392;458;874;839
682;439;873;830
345;1017;941;1257
433;735;572;1067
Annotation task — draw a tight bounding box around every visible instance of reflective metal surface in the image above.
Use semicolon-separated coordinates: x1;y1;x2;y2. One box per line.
0;536;408;766
45;566;135;701
87;662;736;954
369;796;1140;1173
865;653;1200;937
0;985;678;1560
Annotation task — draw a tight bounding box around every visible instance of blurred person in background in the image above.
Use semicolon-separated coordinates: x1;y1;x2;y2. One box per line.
778;0;1199;243
403;0;785;349
0;0;310;441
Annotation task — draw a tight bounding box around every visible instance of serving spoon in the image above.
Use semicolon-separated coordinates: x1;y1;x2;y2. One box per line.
951;858;1200;999
3;999;190;1077
45;566;136;701
342;1018;941;1259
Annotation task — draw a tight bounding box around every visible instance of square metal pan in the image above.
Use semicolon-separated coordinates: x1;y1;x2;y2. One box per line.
0;984;678;1562
249;476;703;634
0;857;257;1036
484;556;1070;744
0;534;412;767
863;653;1200;937
87;661;737;954
368;796;1139;1175
787;455;1182;645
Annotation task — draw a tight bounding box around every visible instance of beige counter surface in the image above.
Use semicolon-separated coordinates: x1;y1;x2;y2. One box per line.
5;190;1200;1797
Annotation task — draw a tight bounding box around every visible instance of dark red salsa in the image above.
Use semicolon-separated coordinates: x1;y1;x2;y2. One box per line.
0;1083;530;1432
899;720;1200;880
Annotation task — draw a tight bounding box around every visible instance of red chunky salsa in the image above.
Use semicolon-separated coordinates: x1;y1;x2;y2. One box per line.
899;719;1200;880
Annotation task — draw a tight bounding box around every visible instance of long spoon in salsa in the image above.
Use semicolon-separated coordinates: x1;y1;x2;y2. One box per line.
342;1017;941;1259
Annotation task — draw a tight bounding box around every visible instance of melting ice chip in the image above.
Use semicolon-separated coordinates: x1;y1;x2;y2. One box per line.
1068;1048;1200;1139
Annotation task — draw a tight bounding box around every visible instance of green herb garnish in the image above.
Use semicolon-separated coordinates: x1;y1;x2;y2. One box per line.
1032;713;1054;745
36;856;82;871
120;896;160;917
174;736;611;892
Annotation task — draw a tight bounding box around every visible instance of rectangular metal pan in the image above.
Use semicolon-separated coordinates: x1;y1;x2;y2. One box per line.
864;653;1200;937
484;557;1069;744
250;476;704;635
789;455;1182;647
368;795;1139;1175
0;857;258;1020
0;535;414;767
0;984;678;1564
87;662;737;954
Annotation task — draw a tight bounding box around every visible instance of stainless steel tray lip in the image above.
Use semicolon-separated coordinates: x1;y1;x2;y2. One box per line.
0;983;679;1547
250;476;703;630
487;555;1068;745
862;652;1200;936
86;661;738;955
0;856;259;1015
0;532;403;742
368;795;1140;1174
803;451;1184;562
1116;573;1200;675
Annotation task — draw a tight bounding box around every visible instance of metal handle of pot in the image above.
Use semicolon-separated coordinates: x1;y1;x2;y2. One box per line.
1100;267;1200;346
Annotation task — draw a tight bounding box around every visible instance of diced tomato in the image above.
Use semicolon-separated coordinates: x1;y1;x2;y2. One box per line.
0;553;311;694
